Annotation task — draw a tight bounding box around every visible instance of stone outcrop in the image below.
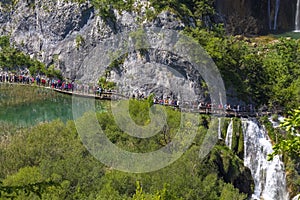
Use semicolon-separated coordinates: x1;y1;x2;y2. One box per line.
0;2;179;71
0;0;213;101
0;0;99;78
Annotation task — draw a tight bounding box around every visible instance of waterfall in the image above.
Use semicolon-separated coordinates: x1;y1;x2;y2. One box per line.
295;0;300;31
268;0;280;30
292;194;300;200
218;118;222;139
242;119;289;200
273;0;280;30
225;118;233;149
268;115;284;128
268;0;272;30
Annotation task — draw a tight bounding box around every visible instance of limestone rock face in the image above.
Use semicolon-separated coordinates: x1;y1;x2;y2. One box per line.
1;1;206;100
0;1;182;76
0;0;101;78
108;49;207;100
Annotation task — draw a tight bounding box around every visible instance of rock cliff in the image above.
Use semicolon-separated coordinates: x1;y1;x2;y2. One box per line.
1;0;116;79
1;0;298;80
0;0;216;101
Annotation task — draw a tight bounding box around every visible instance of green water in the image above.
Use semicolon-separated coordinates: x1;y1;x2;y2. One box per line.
0;84;105;127
272;31;300;39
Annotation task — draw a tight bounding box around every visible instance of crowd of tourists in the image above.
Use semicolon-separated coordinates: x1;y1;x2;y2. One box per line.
154;98;255;113
0;70;256;114
0;71;111;96
147;94;255;113
195;101;255;113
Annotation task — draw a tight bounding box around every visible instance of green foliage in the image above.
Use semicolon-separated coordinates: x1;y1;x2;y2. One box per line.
94;100;182;152
229;119;244;160
269;108;300;160
129;28;149;54
145;8;157;21
28;59;47;75
0;180;59;199
148;0;215;26
75;35;84;49
191;0;215;27
208;145;253;194
46;64;62;79
281;108;300;135
219;183;247;200
0;0;19;10
83;0;216;28
0;100;249;199
147;93;155;107
0;36;10;49
261;39;300;111
91;0;134;20
3;166;43;186
107;51;128;72
0;120;106;199
265;108;300;196
0;35;47;76
184;27;300;110
98;76;116;89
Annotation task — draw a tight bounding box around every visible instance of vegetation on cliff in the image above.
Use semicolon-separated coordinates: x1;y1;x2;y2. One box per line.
0;36;62;79
260;109;300;196
90;0;300;111
261;108;300;197
1;0;299;110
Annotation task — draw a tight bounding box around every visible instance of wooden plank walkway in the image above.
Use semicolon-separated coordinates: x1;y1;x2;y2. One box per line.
52;88;115;100
1;82;271;118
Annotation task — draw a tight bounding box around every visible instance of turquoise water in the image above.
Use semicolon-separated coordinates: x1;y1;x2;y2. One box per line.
0;84;105;127
272;31;300;39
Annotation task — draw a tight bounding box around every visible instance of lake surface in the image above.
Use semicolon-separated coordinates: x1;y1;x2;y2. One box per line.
0;84;105;127
272;31;300;39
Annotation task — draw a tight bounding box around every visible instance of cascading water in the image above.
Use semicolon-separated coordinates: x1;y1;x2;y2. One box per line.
268;0;272;30
225;118;233;149
268;0;280;30
295;0;300;31
292;194;300;200
218;118;222;139
242;119;289;200
273;0;280;30
268;115;284;128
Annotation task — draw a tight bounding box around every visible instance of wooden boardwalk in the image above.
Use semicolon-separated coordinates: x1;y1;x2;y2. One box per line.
53;88;116;100
1;82;271;118
45;88;272;118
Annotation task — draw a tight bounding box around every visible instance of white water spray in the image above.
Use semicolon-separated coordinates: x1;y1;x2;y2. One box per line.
295;0;300;31
225;118;233;149
242;119;289;200
273;0;280;30
268;0;280;30
268;0;272;30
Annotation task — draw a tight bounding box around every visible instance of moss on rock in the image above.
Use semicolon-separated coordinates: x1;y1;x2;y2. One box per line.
207;145;254;196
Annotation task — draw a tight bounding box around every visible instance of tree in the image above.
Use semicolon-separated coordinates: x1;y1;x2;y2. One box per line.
269;107;300;160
